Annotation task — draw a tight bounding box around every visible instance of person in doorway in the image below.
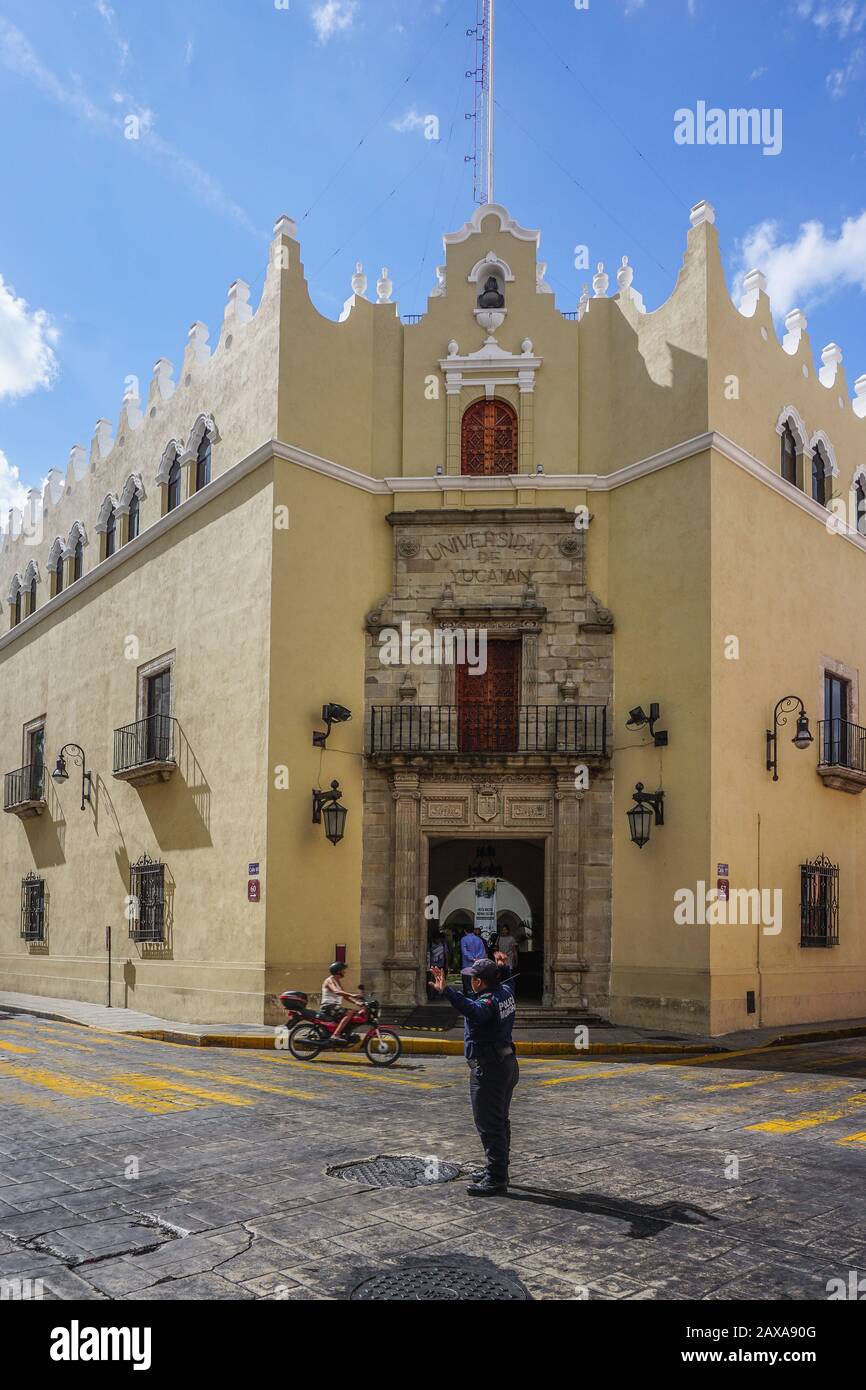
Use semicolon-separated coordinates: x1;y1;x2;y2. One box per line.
430;958;518;1196
319;961;364;1044
427;931;448;999
496;925;519;977
460;926;487;995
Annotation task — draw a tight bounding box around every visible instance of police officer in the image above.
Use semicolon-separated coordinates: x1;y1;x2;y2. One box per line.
430;957;518;1197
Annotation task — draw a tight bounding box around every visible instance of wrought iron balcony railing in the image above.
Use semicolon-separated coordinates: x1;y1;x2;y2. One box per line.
113;715;177;775
818;718;866;774
368;704;608;757
3;763;44;812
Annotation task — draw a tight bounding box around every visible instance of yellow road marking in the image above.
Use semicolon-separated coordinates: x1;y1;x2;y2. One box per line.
109;1074;255;1107
541;1065;653;1087
0;1040;37;1054
747;1092;866;1134
126;1060;317;1101
836;1131;866;1145
701;1074;784;1092
0;1063;193;1113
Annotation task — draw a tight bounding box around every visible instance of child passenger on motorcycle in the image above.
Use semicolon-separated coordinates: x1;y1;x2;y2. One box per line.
320;962;364;1044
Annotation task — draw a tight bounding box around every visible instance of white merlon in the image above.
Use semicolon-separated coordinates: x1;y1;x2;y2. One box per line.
819;343;843;389
616;256;646;313
739;268;768;318
273;215;298;240
150;358;175;404
45;469;64;505
186;321;211;367
225;280;253;327
377;268;394;304
690;200;715;227
121;381;143;432
91;419;114;461
68;445;88;482
592;262;609;297
782;308;807;355
854;375;866;419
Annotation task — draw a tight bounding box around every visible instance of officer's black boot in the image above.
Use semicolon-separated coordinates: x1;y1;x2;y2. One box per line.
466;1174;507;1196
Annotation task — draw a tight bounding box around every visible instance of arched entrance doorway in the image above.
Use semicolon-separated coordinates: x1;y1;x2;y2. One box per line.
427;838;544;1000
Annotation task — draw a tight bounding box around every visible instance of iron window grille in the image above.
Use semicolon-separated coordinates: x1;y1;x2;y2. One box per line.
21;873;46;942
129;854;166;943
800;854;839;947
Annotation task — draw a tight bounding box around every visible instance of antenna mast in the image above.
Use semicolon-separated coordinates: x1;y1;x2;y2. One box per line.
466;0;495;206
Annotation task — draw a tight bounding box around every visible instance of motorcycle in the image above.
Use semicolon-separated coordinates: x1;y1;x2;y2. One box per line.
279;989;402;1067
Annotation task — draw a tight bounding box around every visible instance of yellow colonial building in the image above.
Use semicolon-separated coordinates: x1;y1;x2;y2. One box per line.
2;198;866;1034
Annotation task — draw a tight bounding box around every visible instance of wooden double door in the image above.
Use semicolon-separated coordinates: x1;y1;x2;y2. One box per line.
457;639;521;752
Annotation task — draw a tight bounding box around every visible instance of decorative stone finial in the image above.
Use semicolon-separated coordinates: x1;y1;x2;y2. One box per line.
377;267;393;303
351;261;368;297
578;284;590;319
592;262;609;297
689;199;716;227
521;338;534;356
151;359;175;402
739;268;768;317
225;280;253;326
187;321;211;366
854;374;866;419
819;342;843;388
432;265;446;297
447;339;460;358
616;255;646;313
782;308;807;356
536;261;553;295
272;215;298;240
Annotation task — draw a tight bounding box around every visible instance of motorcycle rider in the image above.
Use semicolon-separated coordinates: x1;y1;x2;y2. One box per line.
430;957;518;1197
320;961;364;1045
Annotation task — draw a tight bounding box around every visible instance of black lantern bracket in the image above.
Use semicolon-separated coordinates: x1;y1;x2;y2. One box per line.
632;782;664;826
52;743;92;811
766;695;813;781
625;702;668;747
312;703;352;749
311;779;348;845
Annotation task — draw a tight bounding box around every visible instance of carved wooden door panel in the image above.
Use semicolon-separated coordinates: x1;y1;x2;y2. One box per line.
457;640;521;751
461;400;518;475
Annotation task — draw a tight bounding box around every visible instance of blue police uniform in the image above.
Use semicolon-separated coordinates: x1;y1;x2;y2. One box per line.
443;979;519;1186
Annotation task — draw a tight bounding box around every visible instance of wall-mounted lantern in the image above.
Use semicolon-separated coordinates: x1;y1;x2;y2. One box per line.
627;782;665;849
766;695;813;782
312;779;348;845
52;743;92;811
312;703;352;749
626;703;668;747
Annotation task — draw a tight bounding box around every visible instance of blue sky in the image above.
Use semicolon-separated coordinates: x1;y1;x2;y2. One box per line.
1;0;865;510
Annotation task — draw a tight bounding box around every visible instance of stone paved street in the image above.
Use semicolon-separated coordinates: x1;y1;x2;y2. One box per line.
1;1010;865;1301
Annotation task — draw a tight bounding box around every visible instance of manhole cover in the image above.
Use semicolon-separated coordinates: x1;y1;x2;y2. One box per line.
327;1155;461;1188
351;1264;529;1301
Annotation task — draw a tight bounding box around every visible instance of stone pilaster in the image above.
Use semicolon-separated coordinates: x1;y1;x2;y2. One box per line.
550;772;586;1006
384;769;423;1003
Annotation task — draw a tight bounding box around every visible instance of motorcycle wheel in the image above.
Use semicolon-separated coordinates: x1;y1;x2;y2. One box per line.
288;1022;327;1061
364;1028;402;1067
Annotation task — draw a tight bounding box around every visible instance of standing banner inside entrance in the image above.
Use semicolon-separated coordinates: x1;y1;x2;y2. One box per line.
474;877;498;943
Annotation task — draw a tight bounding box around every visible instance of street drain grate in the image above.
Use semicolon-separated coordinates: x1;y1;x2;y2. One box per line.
351;1263;529;1301
327;1155;461;1188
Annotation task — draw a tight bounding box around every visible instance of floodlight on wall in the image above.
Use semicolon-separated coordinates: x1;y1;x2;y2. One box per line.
312;703;352;749
625;702;668;747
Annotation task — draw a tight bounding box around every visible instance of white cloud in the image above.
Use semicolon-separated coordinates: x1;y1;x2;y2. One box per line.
624;0;646;12
185;39;194;66
750;65;767;80
311;1;359;42
94;0;130;70
796;1;866;36
0;449;29;521
391;106;426;134
0;274;59;402
0;20;260;237
827;44;866;94
733;211;866;318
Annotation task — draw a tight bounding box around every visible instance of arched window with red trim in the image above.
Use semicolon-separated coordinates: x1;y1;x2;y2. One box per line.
461;398;518;476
